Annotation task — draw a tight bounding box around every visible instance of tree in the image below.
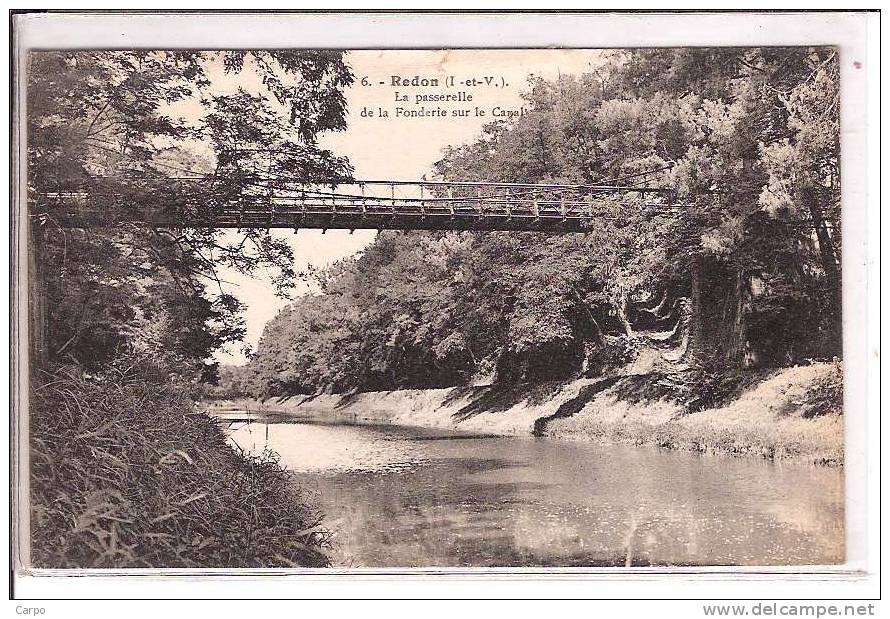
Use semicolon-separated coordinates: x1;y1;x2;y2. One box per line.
28;50;354;375
243;47;842;397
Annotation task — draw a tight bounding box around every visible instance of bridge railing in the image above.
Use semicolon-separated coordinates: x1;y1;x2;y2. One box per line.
34;178;681;231
211;179;677;230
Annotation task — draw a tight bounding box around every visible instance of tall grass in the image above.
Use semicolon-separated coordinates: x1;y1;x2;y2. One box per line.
30;359;331;568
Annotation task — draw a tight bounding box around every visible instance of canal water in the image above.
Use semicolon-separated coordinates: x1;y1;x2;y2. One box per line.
226;417;844;568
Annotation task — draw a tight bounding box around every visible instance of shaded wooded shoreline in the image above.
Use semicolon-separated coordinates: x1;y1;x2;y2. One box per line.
205;361;843;467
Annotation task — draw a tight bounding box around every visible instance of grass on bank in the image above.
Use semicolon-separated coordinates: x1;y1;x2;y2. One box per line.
545;361;844;466
30;359;330;568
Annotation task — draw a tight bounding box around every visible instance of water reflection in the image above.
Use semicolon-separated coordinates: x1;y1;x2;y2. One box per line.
227;418;844;568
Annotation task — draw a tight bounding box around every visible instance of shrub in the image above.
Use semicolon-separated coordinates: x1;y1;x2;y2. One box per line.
653;364;766;412
799;359;843;418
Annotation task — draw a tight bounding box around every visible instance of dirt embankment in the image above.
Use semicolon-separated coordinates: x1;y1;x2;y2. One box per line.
204;362;843;466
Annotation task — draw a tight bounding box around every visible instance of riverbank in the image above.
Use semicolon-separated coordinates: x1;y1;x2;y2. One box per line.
205;362;843;466
30;361;332;568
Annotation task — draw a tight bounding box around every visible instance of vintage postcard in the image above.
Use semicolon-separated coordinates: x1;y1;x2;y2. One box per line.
9;10;878;605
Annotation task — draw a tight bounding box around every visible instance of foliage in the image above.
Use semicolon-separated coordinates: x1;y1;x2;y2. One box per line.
651;365;750;413
238;47;841;399
795;358;843;419
27;51;353;567
30;359;330;568
29;50;353;376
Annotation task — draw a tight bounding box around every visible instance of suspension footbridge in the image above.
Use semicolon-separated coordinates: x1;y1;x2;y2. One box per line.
36;179;682;232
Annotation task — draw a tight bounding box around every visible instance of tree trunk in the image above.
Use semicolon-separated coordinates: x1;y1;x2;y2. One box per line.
617;296;634;337
689;255;751;369
799;181;842;329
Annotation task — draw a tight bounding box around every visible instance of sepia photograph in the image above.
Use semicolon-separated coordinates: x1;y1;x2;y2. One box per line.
9;12;876;596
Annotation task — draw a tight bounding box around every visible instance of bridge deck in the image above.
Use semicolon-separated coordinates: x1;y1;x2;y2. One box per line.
36;179;681;232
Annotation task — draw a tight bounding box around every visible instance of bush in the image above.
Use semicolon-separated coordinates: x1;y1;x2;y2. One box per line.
798;359;843;418
652;364;757;412
583;337;637;378
30;359;330;568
